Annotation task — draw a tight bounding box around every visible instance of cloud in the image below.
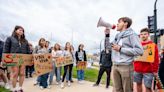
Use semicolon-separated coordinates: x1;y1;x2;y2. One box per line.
0;0;163;52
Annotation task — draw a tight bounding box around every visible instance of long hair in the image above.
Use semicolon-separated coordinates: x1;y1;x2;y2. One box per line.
12;25;26;43
78;44;84;52
54;43;61;51
38;38;46;48
64;42;71;52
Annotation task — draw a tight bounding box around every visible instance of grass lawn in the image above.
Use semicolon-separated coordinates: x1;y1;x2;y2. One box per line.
66;67;113;85
0;87;11;92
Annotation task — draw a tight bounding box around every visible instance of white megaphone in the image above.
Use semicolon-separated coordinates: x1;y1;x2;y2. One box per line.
97;17;116;29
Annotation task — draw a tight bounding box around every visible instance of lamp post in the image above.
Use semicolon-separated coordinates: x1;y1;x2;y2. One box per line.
154;0;158;44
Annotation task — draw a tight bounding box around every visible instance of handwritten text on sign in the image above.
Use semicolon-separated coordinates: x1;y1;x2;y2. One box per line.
2;53;33;66
77;61;87;70
54;56;73;67
135;43;155;63
34;54;53;76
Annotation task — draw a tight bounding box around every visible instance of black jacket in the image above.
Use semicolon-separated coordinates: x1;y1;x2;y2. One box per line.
0;40;4;61
75;50;87;63
3;36;30;54
99;50;112;68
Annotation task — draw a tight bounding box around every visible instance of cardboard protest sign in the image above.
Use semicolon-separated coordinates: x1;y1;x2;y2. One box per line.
54;56;73;67
135;43;155;63
156;75;164;90
76;61;87;70
33;53;53;76
160;35;164;49
2;53;33;66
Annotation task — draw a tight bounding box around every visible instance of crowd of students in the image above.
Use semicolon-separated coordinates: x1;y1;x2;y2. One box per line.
0;25;87;92
0;16;164;92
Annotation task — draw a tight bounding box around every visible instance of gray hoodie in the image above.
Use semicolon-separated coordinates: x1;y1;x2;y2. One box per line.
111;28;143;65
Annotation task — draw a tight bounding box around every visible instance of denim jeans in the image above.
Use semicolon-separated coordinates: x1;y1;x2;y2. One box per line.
55;67;61;82
77;70;84;81
49;63;61;84
49;62;55;84
39;73;49;88
37;76;41;83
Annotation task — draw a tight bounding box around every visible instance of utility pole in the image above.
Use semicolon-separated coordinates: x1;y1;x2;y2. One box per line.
154;0;158;44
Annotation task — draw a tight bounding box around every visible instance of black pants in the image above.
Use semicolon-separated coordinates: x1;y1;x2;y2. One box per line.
25;65;34;77
159;60;164;87
62;64;73;82
96;67;111;87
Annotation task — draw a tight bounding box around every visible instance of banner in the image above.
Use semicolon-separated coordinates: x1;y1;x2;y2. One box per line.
33;53;53;76
76;61;87;70
54;56;73;67
2;53;33;66
135;43;155;63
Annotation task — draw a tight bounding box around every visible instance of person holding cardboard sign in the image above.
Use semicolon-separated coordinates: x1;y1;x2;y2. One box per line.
133;28;159;92
61;42;73;88
33;38;51;89
3;25;30;92
75;44;87;84
49;43;63;85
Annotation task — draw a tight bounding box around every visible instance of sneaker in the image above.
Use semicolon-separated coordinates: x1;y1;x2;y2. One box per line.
93;83;99;87
47;85;51;89
40;86;44;90
61;82;64;89
70;80;74;83
55;82;59;85
106;86;109;89
5;83;10;89
34;82;39;86
67;81;71;87
18;89;24;92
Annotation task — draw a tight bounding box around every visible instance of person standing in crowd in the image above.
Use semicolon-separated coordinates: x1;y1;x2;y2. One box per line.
0;40;10;89
61;42;73;88
106;17;143;92
75;44;87;84
33;38;50;89
158;46;164;89
49;43;63;85
25;43;33;78
45;41;51;53
3;25;30;92
66;45;75;83
133;28;159;92
93;29;112;88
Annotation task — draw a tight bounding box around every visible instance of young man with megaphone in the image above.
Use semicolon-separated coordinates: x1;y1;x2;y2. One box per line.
100;17;143;92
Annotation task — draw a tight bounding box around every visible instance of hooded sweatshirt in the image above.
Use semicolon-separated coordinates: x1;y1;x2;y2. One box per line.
111;28;143;65
134;41;159;73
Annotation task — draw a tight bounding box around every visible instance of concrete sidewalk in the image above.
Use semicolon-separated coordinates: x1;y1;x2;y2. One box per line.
22;78;113;92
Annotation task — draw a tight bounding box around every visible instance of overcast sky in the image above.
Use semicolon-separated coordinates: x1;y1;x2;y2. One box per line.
0;0;163;53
